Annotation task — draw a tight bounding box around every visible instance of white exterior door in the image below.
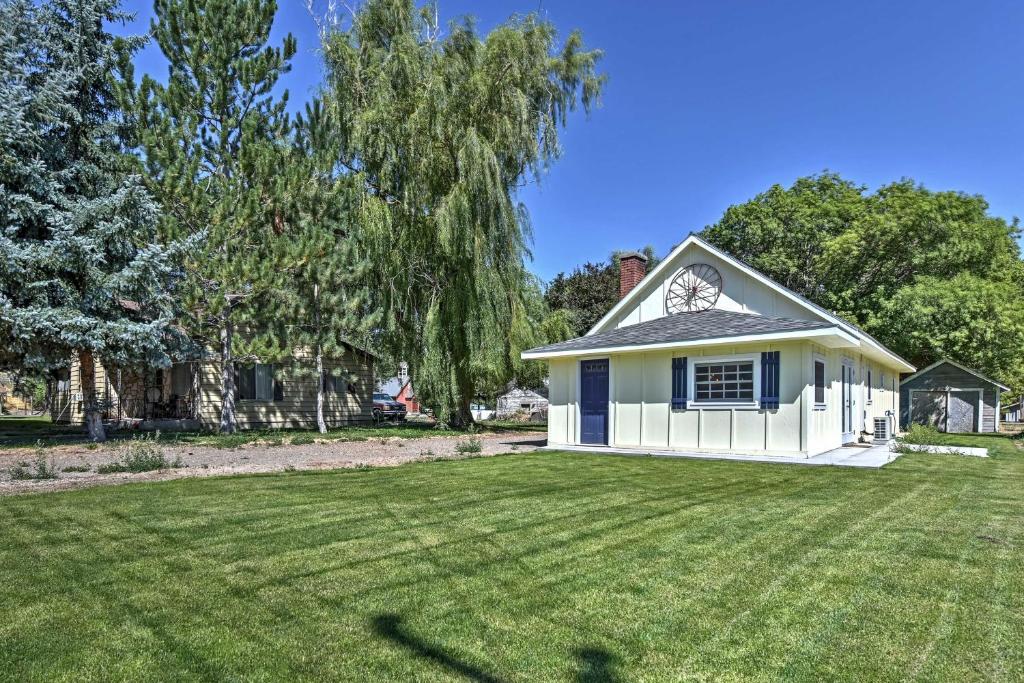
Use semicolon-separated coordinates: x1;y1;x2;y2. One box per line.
842;361;857;444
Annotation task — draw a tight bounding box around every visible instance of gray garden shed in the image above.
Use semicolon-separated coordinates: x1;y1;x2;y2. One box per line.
900;359;1009;433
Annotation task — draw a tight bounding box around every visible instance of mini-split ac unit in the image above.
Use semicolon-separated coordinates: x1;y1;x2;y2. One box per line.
873;415;893;443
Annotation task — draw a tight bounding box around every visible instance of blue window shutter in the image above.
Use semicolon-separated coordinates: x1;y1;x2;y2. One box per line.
760;351;780;409
671;357;687;409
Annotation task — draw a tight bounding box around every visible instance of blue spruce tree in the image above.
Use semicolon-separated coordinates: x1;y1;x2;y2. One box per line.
0;0;186;441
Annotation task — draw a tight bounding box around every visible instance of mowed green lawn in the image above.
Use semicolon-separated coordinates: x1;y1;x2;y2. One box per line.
2;435;1022;681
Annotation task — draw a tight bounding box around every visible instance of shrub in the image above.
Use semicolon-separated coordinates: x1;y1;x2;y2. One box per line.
96;434;184;474
290;434;315;446
9;462;33;480
893;423;942;452
455;437;482;454
62;463;92;473
9;448;59;481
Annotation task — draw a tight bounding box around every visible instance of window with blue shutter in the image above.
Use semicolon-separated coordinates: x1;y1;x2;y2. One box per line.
760;351;780;409
671;357;687;409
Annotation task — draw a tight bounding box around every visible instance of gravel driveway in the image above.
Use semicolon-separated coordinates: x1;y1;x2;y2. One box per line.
0;431;547;496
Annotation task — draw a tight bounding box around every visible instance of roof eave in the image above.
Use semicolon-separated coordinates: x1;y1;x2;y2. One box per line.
522;326;856;361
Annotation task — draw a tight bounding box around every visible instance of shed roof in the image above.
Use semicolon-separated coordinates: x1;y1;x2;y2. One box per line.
499;387;547;401
900;359;1010;392
523;309;835;358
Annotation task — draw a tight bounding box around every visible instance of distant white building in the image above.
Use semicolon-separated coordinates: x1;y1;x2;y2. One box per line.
496;387;548;419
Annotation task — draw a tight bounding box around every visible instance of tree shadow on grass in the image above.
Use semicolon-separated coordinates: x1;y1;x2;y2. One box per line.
371;614;622;683
371;613;504;683
574;646;621;683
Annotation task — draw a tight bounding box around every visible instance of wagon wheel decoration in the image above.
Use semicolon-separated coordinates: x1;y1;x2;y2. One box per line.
666;264;722;313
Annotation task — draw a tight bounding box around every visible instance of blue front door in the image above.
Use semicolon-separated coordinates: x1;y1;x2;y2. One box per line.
580;359;609;445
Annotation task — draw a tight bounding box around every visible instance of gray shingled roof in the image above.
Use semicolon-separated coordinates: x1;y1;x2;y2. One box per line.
525;309;834;356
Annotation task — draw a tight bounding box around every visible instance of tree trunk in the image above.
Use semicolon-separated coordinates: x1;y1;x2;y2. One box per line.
314;284;327;434
316;343;327;434
78;349;106;442
219;319;237;434
448;366;475;429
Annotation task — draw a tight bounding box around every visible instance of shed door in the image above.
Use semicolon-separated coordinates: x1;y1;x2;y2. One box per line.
911;391;946;430
580;359;609;445
947;391;978;433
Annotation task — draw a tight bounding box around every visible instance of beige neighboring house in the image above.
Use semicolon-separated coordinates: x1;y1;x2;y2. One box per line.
0;373;33;414
52;345;375;430
523;235;916;459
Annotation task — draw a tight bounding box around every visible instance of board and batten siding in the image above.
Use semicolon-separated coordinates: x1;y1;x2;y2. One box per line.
198;348;374;429
805;345;902;454
547;340;905;457
549;341;804;456
900;363;999;433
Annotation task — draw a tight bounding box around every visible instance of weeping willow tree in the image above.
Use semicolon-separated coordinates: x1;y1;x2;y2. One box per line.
319;0;604;425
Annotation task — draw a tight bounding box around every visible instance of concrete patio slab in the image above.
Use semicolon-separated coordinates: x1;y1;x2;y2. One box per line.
547;442;901;468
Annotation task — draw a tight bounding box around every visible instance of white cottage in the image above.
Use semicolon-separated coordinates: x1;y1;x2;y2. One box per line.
523;235;915;458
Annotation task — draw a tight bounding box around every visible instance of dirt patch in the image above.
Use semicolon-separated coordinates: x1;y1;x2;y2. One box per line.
0;432;547;495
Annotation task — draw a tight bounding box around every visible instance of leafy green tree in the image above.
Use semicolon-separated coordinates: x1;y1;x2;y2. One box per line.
134;0;296;432
878;275;1024;389
474;274;574;404
545;245;659;336
700;173;866;300
270;101;379;433
319;0;605;426
0;0;185;441
820;180;1024;323
700;172;1024;391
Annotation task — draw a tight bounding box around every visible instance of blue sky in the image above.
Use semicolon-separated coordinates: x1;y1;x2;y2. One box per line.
122;0;1024;282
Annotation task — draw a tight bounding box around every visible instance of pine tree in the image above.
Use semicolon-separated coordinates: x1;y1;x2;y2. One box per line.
135;0;296;432
319;0;604;426
271;101;378;433
0;0;185;441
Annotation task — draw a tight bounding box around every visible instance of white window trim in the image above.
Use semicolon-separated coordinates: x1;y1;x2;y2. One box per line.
687;353;761;410
812;353;827;411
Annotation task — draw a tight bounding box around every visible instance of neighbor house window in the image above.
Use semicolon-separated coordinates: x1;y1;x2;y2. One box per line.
325;372;346;395
814;359;826;406
238;363;275;401
694;361;754;402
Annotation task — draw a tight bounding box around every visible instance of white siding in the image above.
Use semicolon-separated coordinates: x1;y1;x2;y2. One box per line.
615;341;806;456
543;340;906;457
607;244;827;330
547;358;575;446
804;344;904;455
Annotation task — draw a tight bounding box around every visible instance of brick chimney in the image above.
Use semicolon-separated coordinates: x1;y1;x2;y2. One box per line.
619;251;648;299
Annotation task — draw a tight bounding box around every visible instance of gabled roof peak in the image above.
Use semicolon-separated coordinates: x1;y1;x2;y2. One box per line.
584;233;914;372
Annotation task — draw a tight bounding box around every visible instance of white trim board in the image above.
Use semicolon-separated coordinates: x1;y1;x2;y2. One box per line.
521;326;857;360
586;234;915;372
